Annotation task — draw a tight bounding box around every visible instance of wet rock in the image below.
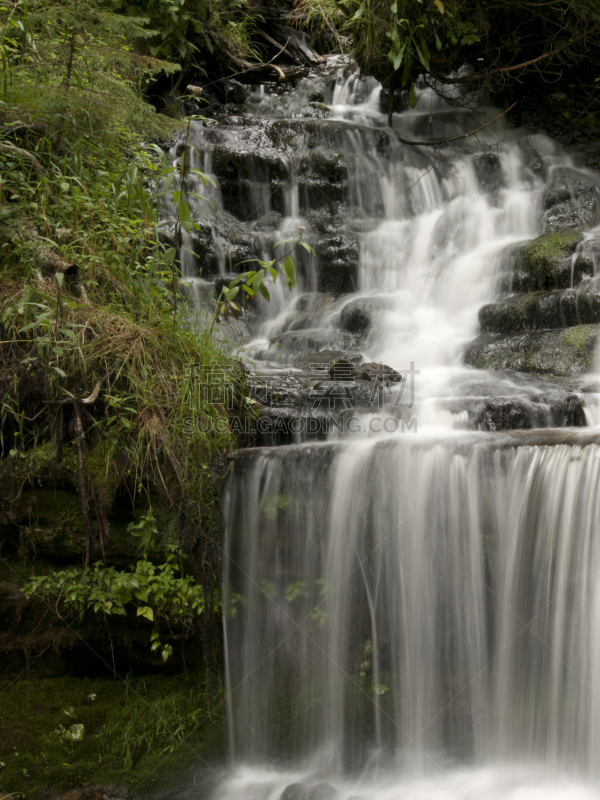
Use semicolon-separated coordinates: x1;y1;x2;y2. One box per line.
475;392;585;431
189;221;261;276
573;238;600;276
544;198;598;233
512;230;585;291
281;783;336;800
464;324;600;377
253;211;283;232
303;204;348;235
542;172;599;232
544;178;573;208
297;149;347;210
478;399;534;431
293;350;363;373
519;137;548;178
223;79;250;105
479;282;600;334
356;362;402;382
270;328;358;358
317;233;359;294
210;143;287;220
308;89;326;103
247;373;305;409
307;101;331;119
340;298;376;334
474;153;502;193
329;358;356;381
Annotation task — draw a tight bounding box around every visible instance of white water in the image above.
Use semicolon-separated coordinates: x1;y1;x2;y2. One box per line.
172;68;600;799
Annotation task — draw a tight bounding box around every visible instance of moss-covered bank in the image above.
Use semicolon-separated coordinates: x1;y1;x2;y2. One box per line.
0;675;226;800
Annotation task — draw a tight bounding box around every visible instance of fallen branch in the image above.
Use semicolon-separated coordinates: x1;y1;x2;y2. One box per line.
393;102;517;147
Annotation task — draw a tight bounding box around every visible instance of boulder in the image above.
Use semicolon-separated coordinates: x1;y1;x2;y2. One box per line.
293;350;362;373
356;362;402;382
464;324;600;377
281;783;336;800
340;298;377;335
329;358;356;381
512;230;585;291
317;233;359;294
475;393;586;431
479;282;600;334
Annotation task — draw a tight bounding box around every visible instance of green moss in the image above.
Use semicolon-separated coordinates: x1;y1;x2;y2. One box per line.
0;675;226;800
0;442;77;489
561;324;598;354
513;230;583;291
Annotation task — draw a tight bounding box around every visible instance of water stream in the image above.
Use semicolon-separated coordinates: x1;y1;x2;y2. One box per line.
168;64;600;797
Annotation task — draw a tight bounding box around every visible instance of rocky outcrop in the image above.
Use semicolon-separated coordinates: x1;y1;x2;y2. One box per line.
467;225;600;382
316;233;359;293
465;324;600;377
479;281;600;334
511;230;585;291
543;171;600;233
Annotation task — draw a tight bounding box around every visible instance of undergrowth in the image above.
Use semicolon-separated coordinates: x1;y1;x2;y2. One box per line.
0;0;245;692
0;674;226;798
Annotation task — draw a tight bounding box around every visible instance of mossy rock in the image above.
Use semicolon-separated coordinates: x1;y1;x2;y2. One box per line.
464;323;600;377
512;230;585;292
479;282;600;334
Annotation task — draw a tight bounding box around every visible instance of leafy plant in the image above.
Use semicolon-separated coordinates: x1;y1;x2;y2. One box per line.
23;538;216;662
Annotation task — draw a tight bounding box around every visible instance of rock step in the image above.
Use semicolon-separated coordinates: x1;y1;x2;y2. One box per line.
465;324;600;377
511;230;591;292
480;281;600;334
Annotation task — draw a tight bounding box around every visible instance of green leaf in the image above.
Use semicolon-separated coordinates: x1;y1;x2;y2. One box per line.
415;43;430;71
408;81;418;108
258;283;270;301
137;606;154;621
53;366;66;378
60;182;70;192
177;198;191;222
374;683;390;696
223;286;239;301
281;255;297;289
434;0;444;13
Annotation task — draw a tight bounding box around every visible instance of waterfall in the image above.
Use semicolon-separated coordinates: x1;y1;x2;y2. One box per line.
172;64;600;796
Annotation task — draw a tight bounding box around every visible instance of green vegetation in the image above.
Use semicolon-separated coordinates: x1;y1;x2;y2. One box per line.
297;0;600;121
0;675;226;798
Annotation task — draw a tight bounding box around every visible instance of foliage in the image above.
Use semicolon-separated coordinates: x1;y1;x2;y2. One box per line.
216;228;308;323
0;0;246;682
23;508;217;662
120;0;263;65
297;0;600;108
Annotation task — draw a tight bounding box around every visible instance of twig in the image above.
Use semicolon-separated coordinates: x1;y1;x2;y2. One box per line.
445;24;600;85
393;102;517;147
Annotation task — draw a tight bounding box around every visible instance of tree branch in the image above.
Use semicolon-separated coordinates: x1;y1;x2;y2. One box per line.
393;102;517;147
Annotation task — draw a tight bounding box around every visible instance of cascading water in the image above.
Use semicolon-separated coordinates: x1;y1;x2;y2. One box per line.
168;62;600;797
